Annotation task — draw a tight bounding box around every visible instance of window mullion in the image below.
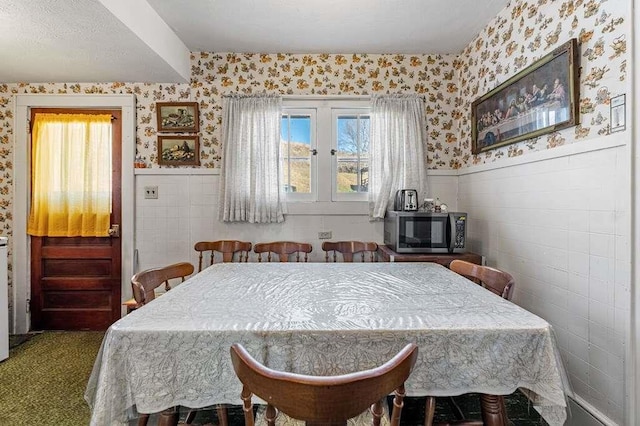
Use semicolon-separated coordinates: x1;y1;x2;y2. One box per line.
288;116;292;191
356;115;361;192
309;110;318;201
317;106;333;202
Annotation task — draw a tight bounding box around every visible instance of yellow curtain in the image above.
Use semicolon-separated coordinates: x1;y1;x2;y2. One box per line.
27;113;113;237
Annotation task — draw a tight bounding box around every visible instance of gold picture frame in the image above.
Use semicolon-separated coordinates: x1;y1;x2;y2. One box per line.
471;38;579;154
156;102;199;133
157;135;200;166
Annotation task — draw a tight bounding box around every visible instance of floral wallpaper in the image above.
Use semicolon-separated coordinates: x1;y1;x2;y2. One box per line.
0;54;458;315
0;0;630;320
189;52;459;169
453;0;629;168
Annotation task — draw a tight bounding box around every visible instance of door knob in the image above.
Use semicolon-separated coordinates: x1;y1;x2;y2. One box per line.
108;224;120;238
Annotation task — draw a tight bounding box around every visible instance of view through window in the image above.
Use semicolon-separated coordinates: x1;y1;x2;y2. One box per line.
281;114;313;194
281;102;370;202
335;113;369;194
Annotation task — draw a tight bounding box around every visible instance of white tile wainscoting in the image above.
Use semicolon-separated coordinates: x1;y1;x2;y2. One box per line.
458;140;630;426
134;170;459;269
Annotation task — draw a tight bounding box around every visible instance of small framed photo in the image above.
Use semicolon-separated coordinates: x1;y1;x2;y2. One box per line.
610;94;626;133
158;135;200;166
156;102;199;133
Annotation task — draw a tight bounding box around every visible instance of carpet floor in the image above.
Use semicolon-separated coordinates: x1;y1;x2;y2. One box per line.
0;331;104;425
1;332;547;426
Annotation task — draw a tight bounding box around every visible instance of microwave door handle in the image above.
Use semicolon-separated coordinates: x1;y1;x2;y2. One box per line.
448;214;455;253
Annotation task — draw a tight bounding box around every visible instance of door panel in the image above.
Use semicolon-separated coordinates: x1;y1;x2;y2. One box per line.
43;290;111;308
30;109;122;331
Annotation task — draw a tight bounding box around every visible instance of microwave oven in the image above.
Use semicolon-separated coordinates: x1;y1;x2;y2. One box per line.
384;211;467;253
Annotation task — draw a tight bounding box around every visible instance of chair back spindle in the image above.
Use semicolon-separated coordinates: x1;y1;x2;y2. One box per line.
194;240;252;271
128;262;194;311
254;241;313;262
322;241;378;263
449;260;515;300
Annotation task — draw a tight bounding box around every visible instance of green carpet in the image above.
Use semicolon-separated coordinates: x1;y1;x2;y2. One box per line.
0;331;104;425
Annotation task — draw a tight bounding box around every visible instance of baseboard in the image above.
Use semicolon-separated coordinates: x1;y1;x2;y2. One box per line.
566;396;615;426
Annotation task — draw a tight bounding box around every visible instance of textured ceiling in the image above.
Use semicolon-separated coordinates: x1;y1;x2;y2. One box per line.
0;0;186;83
0;0;509;83
148;0;509;54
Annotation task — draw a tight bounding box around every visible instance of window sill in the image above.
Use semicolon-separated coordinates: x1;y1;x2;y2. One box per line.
285;201;369;216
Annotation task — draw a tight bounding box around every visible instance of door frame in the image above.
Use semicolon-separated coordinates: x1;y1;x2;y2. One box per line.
13;94;136;334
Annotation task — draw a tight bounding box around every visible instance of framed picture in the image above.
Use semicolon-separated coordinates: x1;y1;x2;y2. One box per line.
158;135;200;166
471;38;579;154
156;102;199;133
609;94;626;133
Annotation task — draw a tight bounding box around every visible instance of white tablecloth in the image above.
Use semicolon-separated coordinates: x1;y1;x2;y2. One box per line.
85;262;569;425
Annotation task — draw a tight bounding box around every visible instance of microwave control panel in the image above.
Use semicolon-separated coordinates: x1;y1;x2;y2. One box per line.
454;216;466;249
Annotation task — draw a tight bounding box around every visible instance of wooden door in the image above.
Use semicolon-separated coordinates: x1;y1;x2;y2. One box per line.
30;109;122;331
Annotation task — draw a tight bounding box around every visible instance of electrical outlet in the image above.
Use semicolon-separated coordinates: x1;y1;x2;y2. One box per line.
318;231;332;240
144;186;158;199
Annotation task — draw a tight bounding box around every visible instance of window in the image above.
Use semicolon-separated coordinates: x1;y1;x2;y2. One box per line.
281;110;316;201
281;99;370;206
333;111;370;201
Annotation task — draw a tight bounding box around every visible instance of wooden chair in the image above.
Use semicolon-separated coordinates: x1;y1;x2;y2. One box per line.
123;262;194;314
191;240;250;426
254;241;313;262
194;240;252;271
449;260;515;300
424;260;515;426
322;241;378;262
124;262;196;425
230;342;418;426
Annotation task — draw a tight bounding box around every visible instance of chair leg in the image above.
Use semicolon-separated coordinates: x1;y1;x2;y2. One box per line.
424;396;436;426
426;394;498;426
479;394;508;426
137;413;149;426
265;405;277;426
157;406;179;426
184;409;197;424
390;385;406;426
371;400;384;426
217;405;229;426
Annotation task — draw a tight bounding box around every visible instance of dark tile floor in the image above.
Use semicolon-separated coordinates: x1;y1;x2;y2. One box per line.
402;393;549;426
181;391;549;426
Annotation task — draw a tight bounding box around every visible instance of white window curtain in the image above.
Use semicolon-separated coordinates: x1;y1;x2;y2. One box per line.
218;94;286;223
368;94;428;220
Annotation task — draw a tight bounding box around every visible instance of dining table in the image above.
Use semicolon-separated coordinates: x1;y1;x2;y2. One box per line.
85;262;570;426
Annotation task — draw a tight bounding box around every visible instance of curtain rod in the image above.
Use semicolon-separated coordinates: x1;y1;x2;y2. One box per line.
282;95;371;101
281;94;426;101
226;94;424;101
